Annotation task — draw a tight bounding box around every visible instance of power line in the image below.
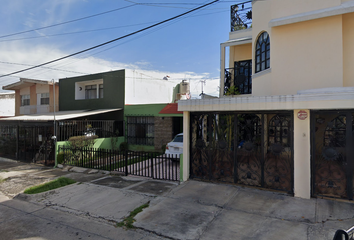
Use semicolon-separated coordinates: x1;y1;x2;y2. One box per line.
0;61;87;75
0;0;220;79
0;4;137;39
0;7;228;43
0;21;161;42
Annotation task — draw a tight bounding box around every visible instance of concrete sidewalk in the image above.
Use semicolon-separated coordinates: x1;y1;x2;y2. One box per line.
135;181;354;239
1;159;354;240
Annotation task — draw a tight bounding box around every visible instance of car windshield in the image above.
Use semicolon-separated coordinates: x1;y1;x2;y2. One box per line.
173;135;183;142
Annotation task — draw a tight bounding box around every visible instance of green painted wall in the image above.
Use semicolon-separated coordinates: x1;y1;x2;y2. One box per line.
56;136;124;153
94;137;125;149
59;70;125;111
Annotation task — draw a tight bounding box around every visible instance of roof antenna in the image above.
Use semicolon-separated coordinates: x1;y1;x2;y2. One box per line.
199;79;206;97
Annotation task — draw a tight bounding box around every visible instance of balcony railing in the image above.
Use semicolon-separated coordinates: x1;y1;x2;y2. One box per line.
231;1;252;32
224;63;252;96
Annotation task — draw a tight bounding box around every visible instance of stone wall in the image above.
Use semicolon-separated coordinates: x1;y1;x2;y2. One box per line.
154;117;173;151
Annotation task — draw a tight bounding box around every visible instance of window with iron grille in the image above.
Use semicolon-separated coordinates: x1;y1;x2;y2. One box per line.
255;31;270;73
40;93;49;105
268;115;291;147
127;116;154;145
21;95;30;106
234;60;252;94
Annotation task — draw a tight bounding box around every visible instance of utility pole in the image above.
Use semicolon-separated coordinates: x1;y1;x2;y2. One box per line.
52;79;57;167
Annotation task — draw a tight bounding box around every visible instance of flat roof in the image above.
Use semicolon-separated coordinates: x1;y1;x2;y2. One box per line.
221;37;252;47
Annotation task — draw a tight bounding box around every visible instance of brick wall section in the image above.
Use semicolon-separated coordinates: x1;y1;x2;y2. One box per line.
154;117;173;151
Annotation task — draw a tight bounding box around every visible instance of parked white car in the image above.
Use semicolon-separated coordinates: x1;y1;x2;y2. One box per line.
165;133;183;160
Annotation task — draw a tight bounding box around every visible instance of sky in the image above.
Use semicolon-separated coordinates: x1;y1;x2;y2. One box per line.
0;0;247;98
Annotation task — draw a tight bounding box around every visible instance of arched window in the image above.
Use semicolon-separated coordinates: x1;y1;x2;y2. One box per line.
255;32;270;73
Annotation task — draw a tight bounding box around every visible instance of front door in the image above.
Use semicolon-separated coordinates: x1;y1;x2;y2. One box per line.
311;111;354;200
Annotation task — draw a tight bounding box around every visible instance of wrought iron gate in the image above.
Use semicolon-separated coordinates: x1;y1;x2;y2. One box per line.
0;124;54;166
311;111;354;200
190;112;293;193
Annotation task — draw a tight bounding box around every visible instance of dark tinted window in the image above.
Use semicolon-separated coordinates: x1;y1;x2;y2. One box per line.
173;135;183;142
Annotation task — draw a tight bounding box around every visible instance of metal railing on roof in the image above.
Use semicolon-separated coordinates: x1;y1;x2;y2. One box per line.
231;1;252;32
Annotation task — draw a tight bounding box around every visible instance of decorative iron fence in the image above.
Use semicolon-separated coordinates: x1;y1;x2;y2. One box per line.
58;146;180;181
56;120;123;141
231;1;252;32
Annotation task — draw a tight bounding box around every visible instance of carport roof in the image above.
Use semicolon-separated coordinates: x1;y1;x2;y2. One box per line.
0;108;122;121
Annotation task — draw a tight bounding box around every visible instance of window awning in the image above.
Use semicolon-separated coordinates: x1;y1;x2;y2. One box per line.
0;108;122;121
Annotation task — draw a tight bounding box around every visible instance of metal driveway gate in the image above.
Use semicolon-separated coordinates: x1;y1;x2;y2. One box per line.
0;124;54;166
311;111;354;200
190;111;293;193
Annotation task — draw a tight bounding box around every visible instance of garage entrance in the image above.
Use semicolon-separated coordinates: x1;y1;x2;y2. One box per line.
190;111;293;194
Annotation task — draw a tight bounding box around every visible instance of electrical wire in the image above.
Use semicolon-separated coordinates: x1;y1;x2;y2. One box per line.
22;0;222;76
0;4;137;39
0;0;220;79
0;6;228;43
0;22;159;43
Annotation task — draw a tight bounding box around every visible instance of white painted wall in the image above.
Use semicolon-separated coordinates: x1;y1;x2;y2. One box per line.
0;93;15;116
125;69;181;104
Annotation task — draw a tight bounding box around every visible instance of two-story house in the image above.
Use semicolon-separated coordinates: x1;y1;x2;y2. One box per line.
179;0;354;200
2;78;59;116
0;69;185;165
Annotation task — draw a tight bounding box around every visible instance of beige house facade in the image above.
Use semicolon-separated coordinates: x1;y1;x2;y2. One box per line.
2;78;59;116
179;0;354;200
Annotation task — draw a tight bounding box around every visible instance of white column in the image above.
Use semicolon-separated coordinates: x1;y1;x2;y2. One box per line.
182;111;190;182
220;44;225;97
293;109;311;199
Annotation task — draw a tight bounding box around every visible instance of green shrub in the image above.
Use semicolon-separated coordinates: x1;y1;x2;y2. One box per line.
57;151;65;164
68;135;98;149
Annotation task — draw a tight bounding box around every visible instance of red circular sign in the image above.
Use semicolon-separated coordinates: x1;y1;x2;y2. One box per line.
297;110;308;120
